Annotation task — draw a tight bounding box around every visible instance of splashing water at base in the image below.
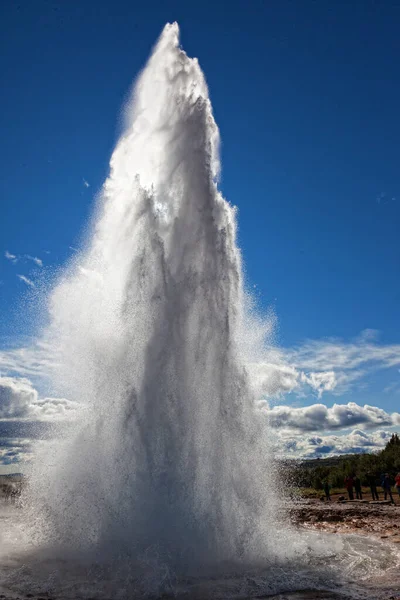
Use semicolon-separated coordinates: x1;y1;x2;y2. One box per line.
2;23;399;600
1;501;400;599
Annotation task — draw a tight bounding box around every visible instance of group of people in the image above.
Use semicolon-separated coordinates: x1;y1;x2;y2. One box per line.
347;472;400;504
322;472;400;504
344;474;364;500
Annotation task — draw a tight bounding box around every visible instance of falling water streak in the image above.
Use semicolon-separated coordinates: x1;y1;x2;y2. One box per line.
26;22;283;586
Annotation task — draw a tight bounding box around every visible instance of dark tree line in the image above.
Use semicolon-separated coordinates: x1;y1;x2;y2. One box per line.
282;433;400;490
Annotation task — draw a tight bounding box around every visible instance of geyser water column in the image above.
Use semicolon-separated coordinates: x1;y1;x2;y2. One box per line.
30;23;278;574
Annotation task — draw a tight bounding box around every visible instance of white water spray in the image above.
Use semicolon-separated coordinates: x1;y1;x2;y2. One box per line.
28;23;280;577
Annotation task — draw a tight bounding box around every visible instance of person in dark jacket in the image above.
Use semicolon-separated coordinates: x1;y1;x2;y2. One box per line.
354;475;362;500
323;480;331;501
383;473;395;505
367;473;379;501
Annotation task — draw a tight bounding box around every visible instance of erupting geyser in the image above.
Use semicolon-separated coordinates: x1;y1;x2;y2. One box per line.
28;22;279;583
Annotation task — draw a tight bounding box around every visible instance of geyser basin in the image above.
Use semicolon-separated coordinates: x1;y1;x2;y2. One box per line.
1;22;397;600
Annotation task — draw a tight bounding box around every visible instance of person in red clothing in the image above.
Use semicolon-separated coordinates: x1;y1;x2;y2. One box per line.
344;475;354;500
395;472;400;498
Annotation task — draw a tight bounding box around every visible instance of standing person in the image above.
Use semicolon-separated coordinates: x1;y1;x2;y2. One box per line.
367;473;379;501
354;475;362;500
344;475;354;500
383;473;395;505
323;480;331;501
395;472;400;498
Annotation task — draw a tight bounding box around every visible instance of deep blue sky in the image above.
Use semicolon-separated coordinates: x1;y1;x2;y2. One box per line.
1;1;399;382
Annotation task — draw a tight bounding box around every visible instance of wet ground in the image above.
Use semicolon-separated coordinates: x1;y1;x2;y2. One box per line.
286;498;400;599
0;499;399;600
289;498;400;542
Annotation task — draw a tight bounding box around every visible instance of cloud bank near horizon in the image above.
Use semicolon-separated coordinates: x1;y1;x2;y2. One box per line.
0;373;398;467
273;428;395;459
0;328;399;467
261;401;400;432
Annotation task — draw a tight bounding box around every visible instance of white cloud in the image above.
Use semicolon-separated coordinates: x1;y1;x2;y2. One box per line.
0;377;80;422
5;251;44;268
243;330;400;401
248;359;299;397
262;401;400;432
0;378;80;468
0;340;56;379
299;371;337;397
0;438;34;467
274;428;395;459
5;250;18;264
83;179;90;188
25;255;43;267
0;377;38;418
17;274;35;287
30;397;81;420
288;329;400;374
264;329;400;399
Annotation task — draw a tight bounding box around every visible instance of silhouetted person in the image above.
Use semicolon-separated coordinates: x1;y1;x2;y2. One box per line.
367;473;379;501
344;475;354;500
383;474;395;504
323;481;331;501
354;475;362;500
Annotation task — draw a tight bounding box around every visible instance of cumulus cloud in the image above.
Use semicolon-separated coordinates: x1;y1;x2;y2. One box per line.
17;274;35;287
0;377;80;468
0;377;80;422
0;377;38;418
30;397;81;420
248;360;299;397
0;438;34;467
274;428;395;459
299;371;337;397
263;401;400;432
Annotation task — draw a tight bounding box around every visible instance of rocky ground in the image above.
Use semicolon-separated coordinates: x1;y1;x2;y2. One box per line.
288;497;400;543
